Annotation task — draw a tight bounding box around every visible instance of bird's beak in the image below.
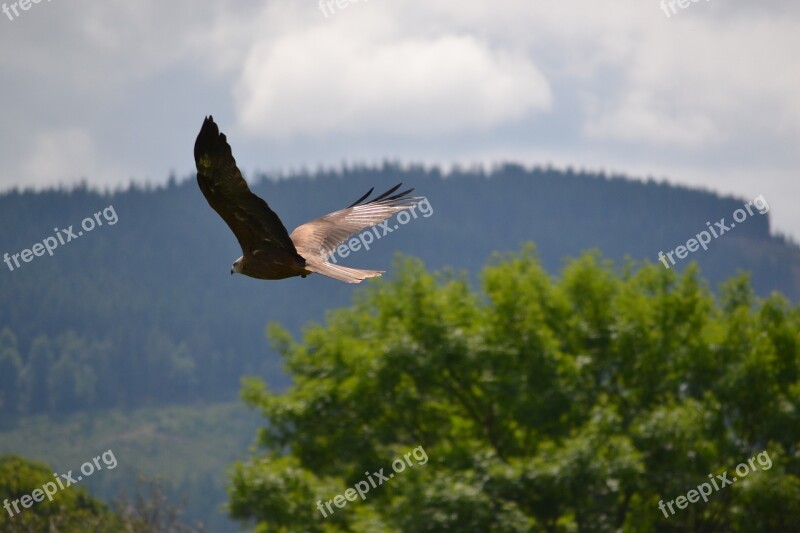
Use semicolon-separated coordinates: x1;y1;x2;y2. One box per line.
230;268;234;275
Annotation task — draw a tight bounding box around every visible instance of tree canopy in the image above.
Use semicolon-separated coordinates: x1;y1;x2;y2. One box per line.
0;455;118;531
230;247;800;532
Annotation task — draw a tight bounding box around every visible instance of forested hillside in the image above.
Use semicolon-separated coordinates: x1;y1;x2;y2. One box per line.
0;164;798;419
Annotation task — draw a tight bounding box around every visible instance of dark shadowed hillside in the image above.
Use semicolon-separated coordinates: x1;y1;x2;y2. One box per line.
0;163;798;417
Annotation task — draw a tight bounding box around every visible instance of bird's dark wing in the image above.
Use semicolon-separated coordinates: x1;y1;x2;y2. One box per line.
289;183;423;260
194;116;299;256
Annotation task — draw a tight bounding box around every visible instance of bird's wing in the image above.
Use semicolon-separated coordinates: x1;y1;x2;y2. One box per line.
194;116;298;256
290;183;423;260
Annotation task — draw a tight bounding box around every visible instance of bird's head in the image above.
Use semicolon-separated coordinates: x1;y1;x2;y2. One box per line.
231;257;244;275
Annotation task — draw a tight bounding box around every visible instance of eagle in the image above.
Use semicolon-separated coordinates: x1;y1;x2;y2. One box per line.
194;116;423;283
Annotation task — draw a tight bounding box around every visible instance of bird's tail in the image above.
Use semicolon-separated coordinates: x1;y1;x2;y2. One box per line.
302;258;383;284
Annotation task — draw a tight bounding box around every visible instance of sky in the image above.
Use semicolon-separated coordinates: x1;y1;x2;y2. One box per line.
1;0;798;238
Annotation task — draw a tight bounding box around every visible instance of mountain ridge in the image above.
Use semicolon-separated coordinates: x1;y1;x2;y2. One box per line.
0;162;797;418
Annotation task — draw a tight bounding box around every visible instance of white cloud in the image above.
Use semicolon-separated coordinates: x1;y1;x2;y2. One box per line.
233;22;551;139
583;13;800;149
17;129;120;190
584;92;722;148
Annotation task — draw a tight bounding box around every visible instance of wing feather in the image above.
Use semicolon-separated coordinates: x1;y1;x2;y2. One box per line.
194;116;299;257
290;183;423;261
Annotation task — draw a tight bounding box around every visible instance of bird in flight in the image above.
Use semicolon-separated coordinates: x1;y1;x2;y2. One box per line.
194;116;424;283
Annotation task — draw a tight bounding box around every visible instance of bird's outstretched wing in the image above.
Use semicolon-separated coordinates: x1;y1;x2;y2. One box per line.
289;183;423;261
194;116;299;257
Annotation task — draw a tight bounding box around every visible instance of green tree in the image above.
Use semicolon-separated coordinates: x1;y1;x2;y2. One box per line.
23;335;54;414
0;455;205;532
47;332;98;413
0;455;120;532
0;328;23;423
229;248;800;532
